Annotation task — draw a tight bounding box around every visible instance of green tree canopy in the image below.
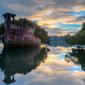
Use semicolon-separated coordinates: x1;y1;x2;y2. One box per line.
65;22;85;45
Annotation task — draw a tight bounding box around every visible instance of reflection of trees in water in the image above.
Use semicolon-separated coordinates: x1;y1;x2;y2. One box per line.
0;47;48;84
65;48;85;71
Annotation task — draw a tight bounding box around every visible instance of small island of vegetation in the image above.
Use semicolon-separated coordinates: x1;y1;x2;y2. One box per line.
65;22;85;46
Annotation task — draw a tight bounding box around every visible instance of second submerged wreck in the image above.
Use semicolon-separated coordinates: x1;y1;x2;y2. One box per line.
2;13;41;47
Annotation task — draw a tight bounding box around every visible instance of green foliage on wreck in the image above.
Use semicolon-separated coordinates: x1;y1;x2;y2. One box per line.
34;26;48;43
65;22;85;45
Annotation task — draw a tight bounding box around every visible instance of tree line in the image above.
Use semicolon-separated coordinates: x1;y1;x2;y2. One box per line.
65;22;85;45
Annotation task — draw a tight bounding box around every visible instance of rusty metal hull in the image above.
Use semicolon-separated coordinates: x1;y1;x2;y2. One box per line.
3;28;41;47
3;39;41;48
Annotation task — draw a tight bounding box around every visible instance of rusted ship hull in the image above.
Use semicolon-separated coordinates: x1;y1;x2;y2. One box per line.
3;40;41;48
2;29;41;47
3;40;41;47
2;36;41;48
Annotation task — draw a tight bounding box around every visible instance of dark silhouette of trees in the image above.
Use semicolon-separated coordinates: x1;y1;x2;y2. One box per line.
0;47;48;84
65;48;85;71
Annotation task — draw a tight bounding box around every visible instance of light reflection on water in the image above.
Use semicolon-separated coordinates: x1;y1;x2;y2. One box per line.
0;45;85;85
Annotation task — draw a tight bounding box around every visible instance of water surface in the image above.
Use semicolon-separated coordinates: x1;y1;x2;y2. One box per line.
0;44;85;85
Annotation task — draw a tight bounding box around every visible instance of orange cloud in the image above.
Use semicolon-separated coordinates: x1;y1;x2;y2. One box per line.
28;7;84;30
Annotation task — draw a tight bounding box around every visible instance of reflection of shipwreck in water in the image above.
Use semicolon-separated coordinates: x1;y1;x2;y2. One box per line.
2;13;41;47
0;47;48;84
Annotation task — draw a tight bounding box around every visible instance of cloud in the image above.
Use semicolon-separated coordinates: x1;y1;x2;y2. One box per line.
0;0;49;18
0;0;85;17
46;28;70;36
0;0;85;35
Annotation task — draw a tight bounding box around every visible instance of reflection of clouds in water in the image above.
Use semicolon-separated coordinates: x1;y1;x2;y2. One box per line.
11;67;85;85
0;70;4;82
0;46;85;85
10;47;85;85
0;44;4;54
68;66;82;72
48;46;71;54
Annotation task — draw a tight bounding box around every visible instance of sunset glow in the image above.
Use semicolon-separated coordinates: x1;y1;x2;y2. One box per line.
0;0;85;36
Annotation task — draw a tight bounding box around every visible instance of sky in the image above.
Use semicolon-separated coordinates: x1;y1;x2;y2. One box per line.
0;0;85;36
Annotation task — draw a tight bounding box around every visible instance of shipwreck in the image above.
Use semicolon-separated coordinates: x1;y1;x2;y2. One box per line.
2;13;41;47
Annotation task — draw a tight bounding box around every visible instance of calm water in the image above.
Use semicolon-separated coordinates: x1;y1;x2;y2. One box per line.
0;44;85;85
